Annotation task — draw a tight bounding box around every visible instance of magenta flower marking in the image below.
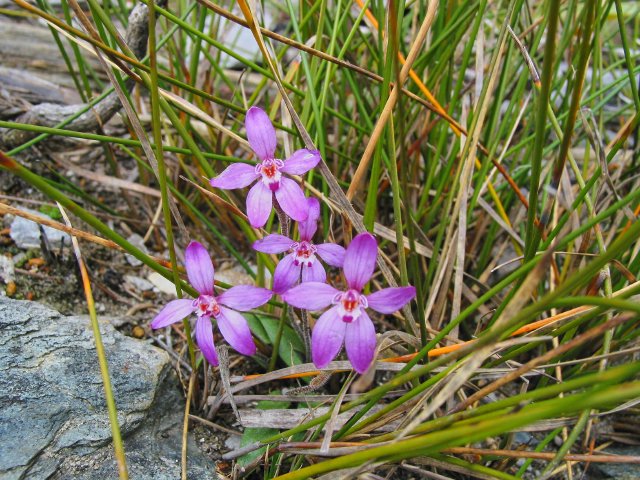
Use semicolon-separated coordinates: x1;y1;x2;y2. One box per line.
252;197;346;293
281;233;416;373
150;241;272;366
210;106;321;228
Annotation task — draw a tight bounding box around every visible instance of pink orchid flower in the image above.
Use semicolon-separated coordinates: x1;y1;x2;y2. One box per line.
150;241;272;365
252;197;346;293
210;106;321;228
281;233;416;373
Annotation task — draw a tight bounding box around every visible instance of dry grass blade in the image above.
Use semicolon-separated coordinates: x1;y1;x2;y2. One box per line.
321;374;353;453
581;108;635;221
346;0;438;201
452;14;514;320
0;202;120;252
240;404;398;432
65;0;187;239
452;313;636;413
397;247;552;439
161;89;249;148
57;204;129;479
180;176;248;221
235;0;416;333
445;447;640;464
182;375;195;480
55;156;161;197
217;345;241;422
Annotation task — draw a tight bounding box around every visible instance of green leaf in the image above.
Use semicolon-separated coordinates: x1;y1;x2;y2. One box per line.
38;205;62;220
246;314;304;366
237;427;278;468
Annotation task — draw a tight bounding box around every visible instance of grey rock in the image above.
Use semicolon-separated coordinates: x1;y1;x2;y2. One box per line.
125;234;148;267
147;272;177;297
590;445;640;480
512;431;533;446
10;253;26;269
124;275;154;292
0;255;14;284
0;297;216;479
9;208;71;250
215;6;274;68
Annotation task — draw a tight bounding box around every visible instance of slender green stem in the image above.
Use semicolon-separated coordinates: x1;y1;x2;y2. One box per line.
524;0;560;260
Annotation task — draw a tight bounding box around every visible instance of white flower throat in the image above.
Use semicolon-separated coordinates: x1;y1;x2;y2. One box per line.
333;289;367;323
193;295;221;318
256;159;284;191
291;240;317;267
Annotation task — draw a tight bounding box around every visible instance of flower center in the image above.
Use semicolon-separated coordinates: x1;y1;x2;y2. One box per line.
333;289;368;323
193;295;221;318
291;240;317;267
256;159;284;191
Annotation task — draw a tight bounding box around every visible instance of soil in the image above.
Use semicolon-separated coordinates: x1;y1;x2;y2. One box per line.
1;159;244;469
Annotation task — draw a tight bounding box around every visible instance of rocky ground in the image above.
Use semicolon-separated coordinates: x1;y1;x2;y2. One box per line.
0;296;219;479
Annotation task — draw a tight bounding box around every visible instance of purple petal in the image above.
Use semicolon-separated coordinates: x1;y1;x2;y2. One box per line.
246;106;277;160
298;197;320;241
281;282;340;310
217;285;272;311
272;254;301;294
302;261;326;283
280;149;321;175
311;306;346;369
343;233;377;290
316;243;346;267
345;310;376;373
185;241;214;295
217;307;256;356
210;163;259;190
246;181;273;228
195;316;218;366
252;234;293;254
274;177;308;222
150;299;195;329
366;286;416;314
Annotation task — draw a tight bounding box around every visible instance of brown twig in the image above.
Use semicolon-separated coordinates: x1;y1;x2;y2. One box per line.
0;3;151;149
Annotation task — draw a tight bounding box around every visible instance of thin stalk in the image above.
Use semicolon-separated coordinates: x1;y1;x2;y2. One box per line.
268;306;289;372
524;0;560;260
0;152;196;296
148;0;196;368
274;381;640;479
614;0;640;111
59;206;129;479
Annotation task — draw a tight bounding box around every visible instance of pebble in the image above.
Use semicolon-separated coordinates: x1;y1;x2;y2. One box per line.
216;263;267;286
125;233;149;267
9;208;71;250
11;252;27;268
224;434;241;451
147;272;177;296
0;255;15;284
124;275;154;292
132;325;145;338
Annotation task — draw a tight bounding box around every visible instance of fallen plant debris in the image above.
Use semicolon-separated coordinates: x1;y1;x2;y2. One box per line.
1;0;640;479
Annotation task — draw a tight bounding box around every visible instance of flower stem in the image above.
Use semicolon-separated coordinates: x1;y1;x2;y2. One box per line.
268;306;288;372
273;195;290;238
269;195;298;370
298;308;312;363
